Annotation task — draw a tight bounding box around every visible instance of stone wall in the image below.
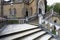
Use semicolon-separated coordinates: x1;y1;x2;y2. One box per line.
29;0;37;16
3;3;24;18
3;0;45;18
48;17;60;24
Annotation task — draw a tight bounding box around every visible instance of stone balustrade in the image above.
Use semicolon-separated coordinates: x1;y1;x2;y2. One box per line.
41;19;60;37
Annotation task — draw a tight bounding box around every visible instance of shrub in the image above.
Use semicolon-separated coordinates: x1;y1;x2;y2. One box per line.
7;20;19;24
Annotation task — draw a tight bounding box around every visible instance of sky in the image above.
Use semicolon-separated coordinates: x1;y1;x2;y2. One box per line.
47;0;60;6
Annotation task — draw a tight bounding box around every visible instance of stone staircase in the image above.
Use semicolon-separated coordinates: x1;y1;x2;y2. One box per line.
0;24;57;40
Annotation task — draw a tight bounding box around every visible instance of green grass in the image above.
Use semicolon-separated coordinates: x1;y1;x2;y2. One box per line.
52;30;56;35
8;20;19;24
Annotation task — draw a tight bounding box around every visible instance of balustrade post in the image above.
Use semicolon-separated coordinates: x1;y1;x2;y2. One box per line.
56;29;58;36
56;27;59;36
45;21;48;24
50;24;53;32
50;27;52;32
38;14;43;25
26;17;28;23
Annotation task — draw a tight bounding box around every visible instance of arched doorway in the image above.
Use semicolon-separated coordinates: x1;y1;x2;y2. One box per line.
39;8;42;14
25;10;28;17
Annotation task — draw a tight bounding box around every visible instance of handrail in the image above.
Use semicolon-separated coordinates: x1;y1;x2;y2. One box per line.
28;15;37;19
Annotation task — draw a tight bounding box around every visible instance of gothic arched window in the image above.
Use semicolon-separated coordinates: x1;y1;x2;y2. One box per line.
10;8;16;16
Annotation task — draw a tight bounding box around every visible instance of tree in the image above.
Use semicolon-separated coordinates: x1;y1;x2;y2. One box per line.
47;5;52;11
47;3;60;15
53;3;60;14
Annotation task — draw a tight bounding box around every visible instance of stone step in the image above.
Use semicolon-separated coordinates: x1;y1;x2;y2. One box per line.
33;32;48;40
48;36;54;40
0;24;38;38
20;31;46;40
37;34;52;40
13;29;42;40
50;38;57;40
0;24;58;40
0;28;42;40
0;24;38;35
0;27;39;38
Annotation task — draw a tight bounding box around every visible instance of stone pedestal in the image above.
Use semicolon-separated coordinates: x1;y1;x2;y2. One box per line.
38;14;43;25
56;30;58;36
26;17;28;23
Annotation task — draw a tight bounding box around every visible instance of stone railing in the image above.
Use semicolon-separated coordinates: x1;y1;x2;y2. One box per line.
0;17;7;29
38;12;60;37
0;21;6;29
25;14;37;22
41;19;60;37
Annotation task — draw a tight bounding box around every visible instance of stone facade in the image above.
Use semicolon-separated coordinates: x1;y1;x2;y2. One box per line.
1;0;46;18
3;3;25;18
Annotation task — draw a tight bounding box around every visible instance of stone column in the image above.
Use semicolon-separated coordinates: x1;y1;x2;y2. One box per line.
55;25;59;36
50;23;53;32
45;21;48;25
50;27;52;32
38;14;43;25
19;19;25;24
56;29;58;36
26;17;28;23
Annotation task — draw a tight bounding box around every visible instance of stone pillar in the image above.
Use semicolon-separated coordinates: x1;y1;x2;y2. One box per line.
56;29;58;35
19;20;20;24
52;9;54;14
38;14;43;25
55;25;59;36
45;21;48;25
19;19;25;24
50;23;53;32
50;27;52;32
26;17;28;23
